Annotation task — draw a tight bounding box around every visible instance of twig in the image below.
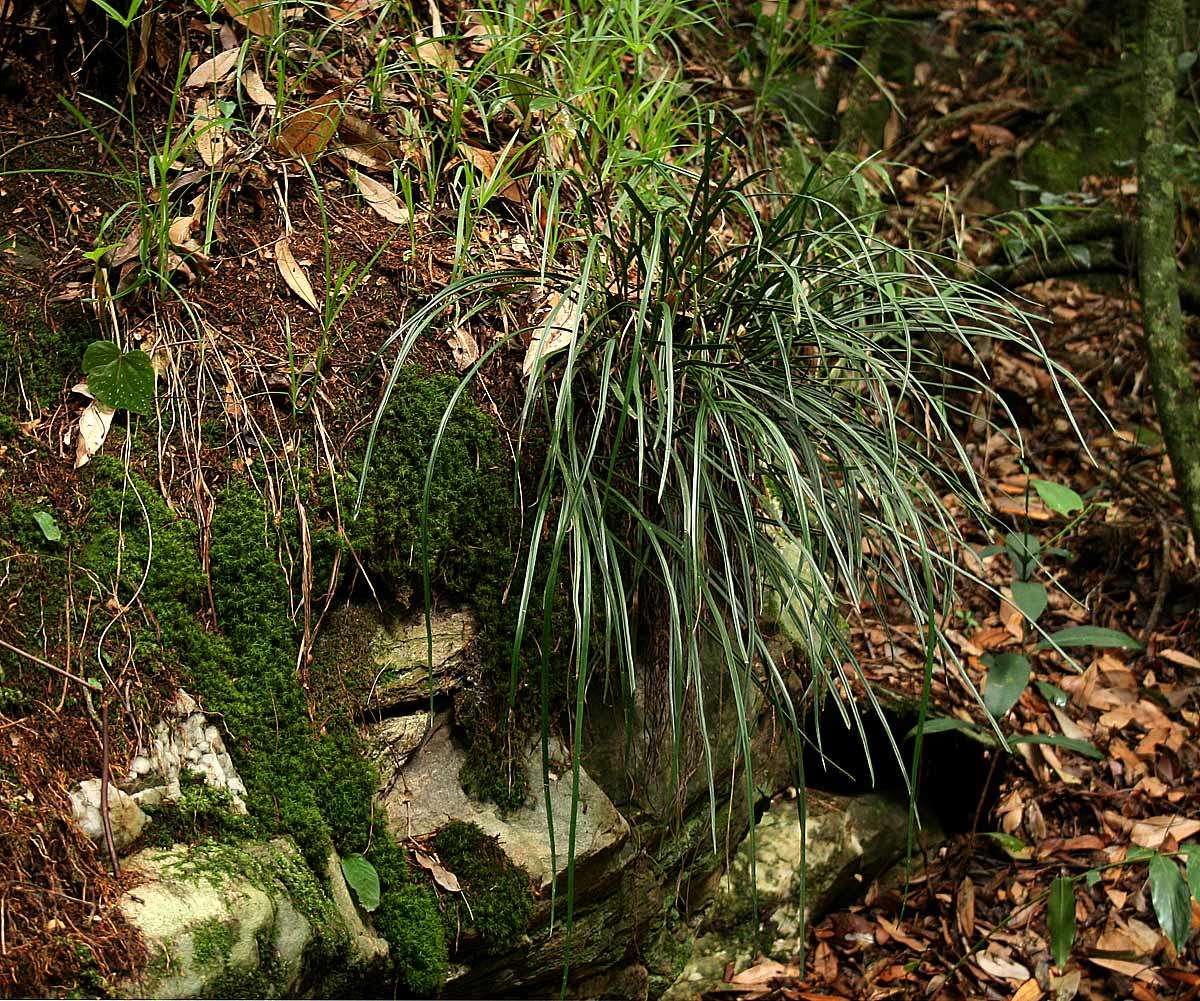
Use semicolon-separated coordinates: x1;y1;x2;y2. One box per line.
100;697;120;879
0;639;98;691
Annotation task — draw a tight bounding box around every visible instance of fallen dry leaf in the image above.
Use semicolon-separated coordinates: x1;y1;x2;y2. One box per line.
241;69;276;108
75;398;116;468
1160;648;1200;670
956;875;976;939
352;171;408;224
412;32;457;71
412;851;461;893
275;87;347;160
1011;979;1043;1001
976;950;1031;982
194;97;237;166
727;958;801;986
275;237;319;311
222;0;275;35
184;48;240;89
446;329;479;371
1130;815;1200;850
523;291;581;378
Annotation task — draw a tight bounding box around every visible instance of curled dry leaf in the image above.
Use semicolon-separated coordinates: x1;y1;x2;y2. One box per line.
241;69;276;108
460;143;526;205
446;328;479;371
275;237;319;311
75;399;117;468
194;98;237;167
352;171;408;224
184;48;240;89
975;950;1030;983
274;87;348;161
523;291;581;378
412;851;461;893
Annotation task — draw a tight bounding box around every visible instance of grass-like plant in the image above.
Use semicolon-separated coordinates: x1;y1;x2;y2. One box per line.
356;131;1077;976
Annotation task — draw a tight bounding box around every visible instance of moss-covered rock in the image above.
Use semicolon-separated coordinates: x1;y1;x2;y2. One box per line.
373;883;448;996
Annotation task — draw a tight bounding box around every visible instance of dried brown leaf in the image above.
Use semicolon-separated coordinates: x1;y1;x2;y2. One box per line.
75;399;116;468
274;87;347;160
194;98;237;166
522;291;580;378
352;171;408;224
275;237;319;311
184;48;240;89
1131;815;1200;850
413;32;456;70
222;0;275;35
446;329;479;371
412;851;461;893
241;69;276;108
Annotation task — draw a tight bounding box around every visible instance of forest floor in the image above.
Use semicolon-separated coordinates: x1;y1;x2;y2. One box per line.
1;0;1198;997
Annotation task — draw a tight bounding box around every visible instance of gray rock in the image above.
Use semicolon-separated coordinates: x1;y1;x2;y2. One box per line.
323;850;390;967
368;710;431;772
118;838;361;998
368;608;477;708
68;778;148;852
663;791;918;1000
379;717;628;892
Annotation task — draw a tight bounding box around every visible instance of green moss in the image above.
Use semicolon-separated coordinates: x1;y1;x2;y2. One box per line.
143;773;256;848
458;737;531;814
0;308;97;415
373;884;448;997
191;918;237;972
0;412;19;439
334;369;512;596
432;821;533;954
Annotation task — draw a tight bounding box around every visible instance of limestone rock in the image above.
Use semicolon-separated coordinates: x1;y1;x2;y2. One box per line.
118;838;352;998
368;608;477;708
379;718;628;892
68;779;149;852
126;690;248;814
663;792;917;1000
368;710;431;772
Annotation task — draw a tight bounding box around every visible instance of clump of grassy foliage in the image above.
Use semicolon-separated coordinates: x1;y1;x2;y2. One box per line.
361;131;1080;978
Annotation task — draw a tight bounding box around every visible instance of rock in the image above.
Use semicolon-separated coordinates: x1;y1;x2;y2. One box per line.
663;792;918;1000
68;778;148;852
125;694;249;814
368;710;431;772
368;608;477;708
118;838;362;998
379;717;629;892
323;850;390;967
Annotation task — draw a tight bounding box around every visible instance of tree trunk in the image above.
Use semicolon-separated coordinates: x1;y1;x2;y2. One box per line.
1139;0;1200;541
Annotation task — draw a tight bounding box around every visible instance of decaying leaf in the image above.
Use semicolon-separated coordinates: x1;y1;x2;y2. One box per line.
726;959;801;986
352;171;408;224
222;0;275;35
446;328;479;371
975;949;1030;982
275;237;319;311
1131;815;1200;850
274;87;348;160
412;32;457;71
412;852;461;893
75;398;117;468
338;113;406;169
241;69;276;108
194;97;237;167
459;143;526;205
956;875;976;939
184;48;240;90
522;290;581;378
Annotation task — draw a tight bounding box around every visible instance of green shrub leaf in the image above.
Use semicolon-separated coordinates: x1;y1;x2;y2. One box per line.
1011;580;1048;624
982;652;1030;718
1048;876;1075;968
1037;626;1143;651
83;341;156;415
984;831;1032;860
1149;854;1191;953
1032;480;1084;516
32;510;62;542
1183;845;1200;902
1005;532;1041;579
1034;680;1068;707
341;853;381;912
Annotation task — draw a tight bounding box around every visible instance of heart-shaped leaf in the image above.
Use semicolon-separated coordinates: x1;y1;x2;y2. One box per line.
983;652;1030;718
1048;876;1075;968
82;341;155;414
1005;532;1041;580
1011;580;1048;624
1149;854;1191;953
340;853;381;912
